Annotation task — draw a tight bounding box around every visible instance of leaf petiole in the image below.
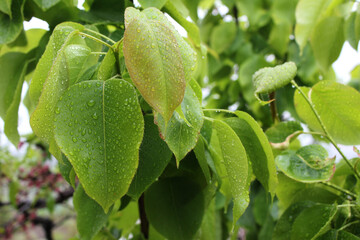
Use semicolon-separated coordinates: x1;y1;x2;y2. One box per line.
78;32;115;50
320;182;357;199
291;80;360;180
83;28;117;44
90;52;108;55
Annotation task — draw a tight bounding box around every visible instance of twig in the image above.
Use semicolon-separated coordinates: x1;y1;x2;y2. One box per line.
138;194;149;239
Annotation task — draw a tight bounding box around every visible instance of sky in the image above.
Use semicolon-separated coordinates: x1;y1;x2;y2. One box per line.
1;0;360;160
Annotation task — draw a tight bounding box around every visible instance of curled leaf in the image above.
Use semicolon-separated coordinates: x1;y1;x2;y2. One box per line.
253;61;297;105
265;121;303;149
275;145;335;183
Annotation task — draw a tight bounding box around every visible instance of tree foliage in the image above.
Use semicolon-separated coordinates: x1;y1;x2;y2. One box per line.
1;0;360;239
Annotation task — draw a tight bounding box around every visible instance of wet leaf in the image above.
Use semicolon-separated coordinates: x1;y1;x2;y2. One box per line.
193;137;211;184
141;7;197;83
30;43;91;161
123;11;186;122
224;111;277;197
273;201;316;240
275;145;334;183
97;48;117;81
127;115;172;200
145;177;205;240
58;154;74;186
253;62;297;104
213;119;249;227
265;121;303;149
294;81;360;145
156;84;203;165
291;204;337;240
74;184;110;240
54;79;144;212
29;22;85;105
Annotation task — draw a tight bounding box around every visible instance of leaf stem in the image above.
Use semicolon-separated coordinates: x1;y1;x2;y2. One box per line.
203;109;237;115
83;28;117;44
89;52;108;55
203;116;214;122
291;80;360;179
269;92;280;123
337;204;358;208
320;182;357;199
138;194;149;239
338;220;360;231
78;32;115;50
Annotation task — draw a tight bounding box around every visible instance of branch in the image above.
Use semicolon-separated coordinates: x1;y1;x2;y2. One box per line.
138;194;149;239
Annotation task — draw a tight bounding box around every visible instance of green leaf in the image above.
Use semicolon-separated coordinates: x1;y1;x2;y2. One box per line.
295;0;330;52
238;55;270;103
0;29;48;56
127;115;172;200
80;0;124;24
73;184;110;240
30;43;91;161
33;0;61;11
97;48;117;81
273;201;316;240
235;0;270;29
337;230;360;240
268;22;292;56
0;0;12;16
139;0;167;9
310;16;344;72
224;111;277;197
253;62;297;104
213;120;249;226
193;137;211;184
270;0;297;24
0;0;23;44
265;121;303;149
4;61;28;146
196;199;222;240
145;177;205;240
291;204;337;240
123;11;186;122
163;1;201;46
210;21;237;54
275;145;334;183
355;8;360;51
54;79;144;212
29;22;85;105
108;201;139;238
189;78;202;103
345;11;359;51
156;84;204;165
294;81;360;145
141;7;197;84
58;154;74;186
0;52;28;145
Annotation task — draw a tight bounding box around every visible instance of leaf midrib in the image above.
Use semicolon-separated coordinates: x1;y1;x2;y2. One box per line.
102;81;108;208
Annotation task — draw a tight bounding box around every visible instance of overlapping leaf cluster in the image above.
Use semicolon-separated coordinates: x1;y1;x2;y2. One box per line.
1;0;360;239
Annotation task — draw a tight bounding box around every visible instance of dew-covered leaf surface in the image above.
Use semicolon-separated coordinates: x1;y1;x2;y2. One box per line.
54;79;144;212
